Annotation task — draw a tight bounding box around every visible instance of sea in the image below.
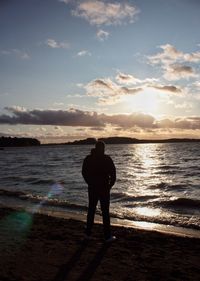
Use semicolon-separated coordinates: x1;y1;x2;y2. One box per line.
1;143;200;237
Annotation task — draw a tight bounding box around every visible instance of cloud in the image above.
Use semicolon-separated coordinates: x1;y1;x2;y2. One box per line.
150;44;200;64
148;44;183;65
46;39;70;49
174;102;193;109
12;49;30;59
0;107;103;127
1;50;11;55
96;29;110;41
85;74;179;105
163;64;197;80
148;44;200;81
1;107;200;131
71;1;139;26
157;117;200;130
58;0;71;3
148;84;182;94
1;49;30;59
85;78;143;104
54;126;64;132
53;102;64;106
89;127;105;131
76;50;91;57
115;72;159;86
193;81;200;89
183;51;200;63
101;112;156;128
6;106;27;112
0;107;155;129
115;73;142;85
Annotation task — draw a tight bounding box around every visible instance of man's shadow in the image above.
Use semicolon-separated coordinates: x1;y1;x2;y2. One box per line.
76;243;110;281
51;240;88;281
52;240;110;281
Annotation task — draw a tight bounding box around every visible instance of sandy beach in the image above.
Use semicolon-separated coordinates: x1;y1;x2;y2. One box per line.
0;207;200;281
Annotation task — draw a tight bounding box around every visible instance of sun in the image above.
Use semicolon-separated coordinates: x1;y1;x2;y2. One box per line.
124;88;161;115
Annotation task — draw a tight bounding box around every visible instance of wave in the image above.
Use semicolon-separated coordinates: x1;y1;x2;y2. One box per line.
1;188;200;231
1;176;57;185
158;165;176;169
31;179;55;185
109;210;200;230
149;182;187;191
157;197;200;209
122;153;133;157
154;170;181;175
0;188;26;197
1;176;24;181
0;188;87;212
185;172;200;177
149;182;168;189
111;191;158;203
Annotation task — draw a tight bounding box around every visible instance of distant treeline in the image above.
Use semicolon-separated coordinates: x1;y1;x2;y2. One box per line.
65;137;200;145
0;137;40;147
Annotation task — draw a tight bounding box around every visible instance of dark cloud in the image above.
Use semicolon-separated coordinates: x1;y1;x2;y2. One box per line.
164;64;197;80
1;107;200;131
171;64;194;74
0;107;103;127
115;73;141;85
0;107;156;129
101;112;156;128
94;79;111;88
120;86;143;95
149;84;181;94
157;117;200;130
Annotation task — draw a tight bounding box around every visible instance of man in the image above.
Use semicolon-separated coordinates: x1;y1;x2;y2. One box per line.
82;141;116;242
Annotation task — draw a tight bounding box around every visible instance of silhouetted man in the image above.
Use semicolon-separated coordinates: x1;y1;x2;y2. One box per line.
82;141;116;242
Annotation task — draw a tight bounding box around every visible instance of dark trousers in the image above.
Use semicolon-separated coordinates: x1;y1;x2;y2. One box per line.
86;186;111;239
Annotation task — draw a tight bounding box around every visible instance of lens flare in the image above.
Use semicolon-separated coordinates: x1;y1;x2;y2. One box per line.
0;211;33;253
0;182;65;253
48;182;64;198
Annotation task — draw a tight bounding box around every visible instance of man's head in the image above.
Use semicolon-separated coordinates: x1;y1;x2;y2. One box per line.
95;140;105;155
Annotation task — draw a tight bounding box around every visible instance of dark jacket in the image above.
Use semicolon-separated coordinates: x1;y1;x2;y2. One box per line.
82;151;116;190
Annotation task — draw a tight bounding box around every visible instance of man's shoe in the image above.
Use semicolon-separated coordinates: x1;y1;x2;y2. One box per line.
105;235;117;243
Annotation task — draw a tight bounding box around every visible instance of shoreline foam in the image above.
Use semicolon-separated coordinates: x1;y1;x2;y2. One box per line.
1;203;200;239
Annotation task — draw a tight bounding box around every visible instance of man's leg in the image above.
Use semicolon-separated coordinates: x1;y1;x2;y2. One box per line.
86;187;98;236
100;192;111;240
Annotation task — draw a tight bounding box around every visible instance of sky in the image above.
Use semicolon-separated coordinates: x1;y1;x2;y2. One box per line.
0;0;200;143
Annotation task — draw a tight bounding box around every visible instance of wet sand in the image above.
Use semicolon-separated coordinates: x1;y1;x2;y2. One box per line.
0;207;200;281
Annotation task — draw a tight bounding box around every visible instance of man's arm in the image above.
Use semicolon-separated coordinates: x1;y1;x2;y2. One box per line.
108;156;116;188
82;157;90;184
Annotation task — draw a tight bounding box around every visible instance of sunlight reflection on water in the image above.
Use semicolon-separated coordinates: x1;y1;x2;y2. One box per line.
134;207;162;217
1;143;200;231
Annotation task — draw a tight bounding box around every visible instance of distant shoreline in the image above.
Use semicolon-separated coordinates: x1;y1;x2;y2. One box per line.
63;137;200;146
0;136;40;147
1;136;200;147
